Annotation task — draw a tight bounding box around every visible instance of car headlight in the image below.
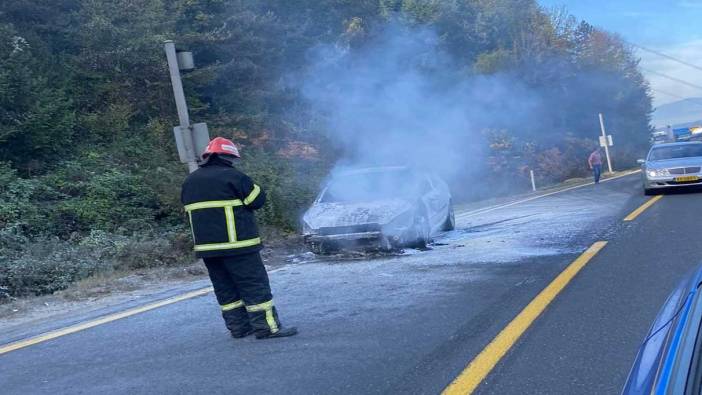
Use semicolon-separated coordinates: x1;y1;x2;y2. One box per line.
647;169;669;177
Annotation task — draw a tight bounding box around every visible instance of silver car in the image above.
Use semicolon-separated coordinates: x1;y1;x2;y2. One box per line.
302;166;454;254
639;141;702;195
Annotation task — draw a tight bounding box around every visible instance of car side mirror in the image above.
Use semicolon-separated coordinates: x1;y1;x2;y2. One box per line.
636;159;645;165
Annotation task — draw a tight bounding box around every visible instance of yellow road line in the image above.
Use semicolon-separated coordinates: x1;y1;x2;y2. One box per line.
0;287;213;356
442;241;608;395
623;195;663;221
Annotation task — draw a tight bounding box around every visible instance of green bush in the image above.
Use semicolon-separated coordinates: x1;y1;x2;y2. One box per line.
94;229;193;270
33;153;163;235
56;170;160;233
0;237;110;298
0;163;42;236
239;149;326;230
0;229;193;299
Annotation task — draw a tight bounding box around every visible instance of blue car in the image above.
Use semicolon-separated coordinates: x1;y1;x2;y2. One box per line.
623;265;702;394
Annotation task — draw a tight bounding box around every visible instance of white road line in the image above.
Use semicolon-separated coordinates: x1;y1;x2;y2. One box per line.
455;170;640;220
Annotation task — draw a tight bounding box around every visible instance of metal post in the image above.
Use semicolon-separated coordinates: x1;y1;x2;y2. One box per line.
530;170;536;192
164;41;198;173
598;113;613;174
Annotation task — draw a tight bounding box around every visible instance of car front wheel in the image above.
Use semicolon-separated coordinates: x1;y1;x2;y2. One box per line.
408;211;430;249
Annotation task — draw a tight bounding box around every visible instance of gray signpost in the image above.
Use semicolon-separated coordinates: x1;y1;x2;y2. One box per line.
164;40;210;173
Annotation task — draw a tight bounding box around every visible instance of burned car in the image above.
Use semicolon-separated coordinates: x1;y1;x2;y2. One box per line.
302;166;454;254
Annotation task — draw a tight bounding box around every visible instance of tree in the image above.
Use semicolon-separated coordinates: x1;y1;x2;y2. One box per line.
0;23;75;172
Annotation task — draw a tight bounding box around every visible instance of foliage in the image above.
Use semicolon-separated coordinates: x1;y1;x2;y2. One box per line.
239;150;327;230
0;229;192;298
0;23;75;171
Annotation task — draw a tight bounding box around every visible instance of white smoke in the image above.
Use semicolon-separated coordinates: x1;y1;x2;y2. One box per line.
295;22;544;197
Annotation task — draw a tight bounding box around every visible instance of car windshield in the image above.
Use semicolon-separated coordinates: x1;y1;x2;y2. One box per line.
320;169;421;203
648;145;702;161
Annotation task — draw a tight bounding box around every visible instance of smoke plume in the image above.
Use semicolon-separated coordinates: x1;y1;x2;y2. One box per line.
295;22;545;196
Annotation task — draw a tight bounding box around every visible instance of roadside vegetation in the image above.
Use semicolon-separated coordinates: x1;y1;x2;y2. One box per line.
0;0;652;299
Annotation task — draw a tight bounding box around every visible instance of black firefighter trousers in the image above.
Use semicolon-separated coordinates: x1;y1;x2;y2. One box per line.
203;252;282;337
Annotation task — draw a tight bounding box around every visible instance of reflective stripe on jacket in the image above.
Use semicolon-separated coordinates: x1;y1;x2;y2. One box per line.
180;157;266;258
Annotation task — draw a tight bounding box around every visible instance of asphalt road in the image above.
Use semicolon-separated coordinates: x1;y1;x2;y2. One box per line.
3;172;701;394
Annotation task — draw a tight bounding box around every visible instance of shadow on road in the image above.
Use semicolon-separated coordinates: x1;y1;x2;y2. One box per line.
654;185;702;196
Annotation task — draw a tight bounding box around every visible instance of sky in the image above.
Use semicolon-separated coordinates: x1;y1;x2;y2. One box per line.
538;0;702;108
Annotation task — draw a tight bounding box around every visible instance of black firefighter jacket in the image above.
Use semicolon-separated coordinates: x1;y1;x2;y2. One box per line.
181;158;267;258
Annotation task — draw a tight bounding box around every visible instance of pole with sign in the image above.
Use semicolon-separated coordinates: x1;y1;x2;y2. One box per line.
598;113;614;174
164;40;209;173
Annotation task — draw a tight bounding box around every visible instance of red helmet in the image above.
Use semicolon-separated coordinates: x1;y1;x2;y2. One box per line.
202;137;240;159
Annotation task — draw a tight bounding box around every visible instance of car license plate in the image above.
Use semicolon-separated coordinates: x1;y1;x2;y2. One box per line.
675;175;700;182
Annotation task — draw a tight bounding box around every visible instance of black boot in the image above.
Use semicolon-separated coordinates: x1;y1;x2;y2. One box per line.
231;327;255;338
255;327;298;339
245;302;297;339
248;303;282;336
222;307;253;338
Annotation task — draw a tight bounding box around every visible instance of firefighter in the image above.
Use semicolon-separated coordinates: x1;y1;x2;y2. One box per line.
181;137;297;339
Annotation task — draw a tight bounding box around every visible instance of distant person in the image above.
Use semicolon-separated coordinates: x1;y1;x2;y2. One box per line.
588;147;603;184
181;137;297;340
